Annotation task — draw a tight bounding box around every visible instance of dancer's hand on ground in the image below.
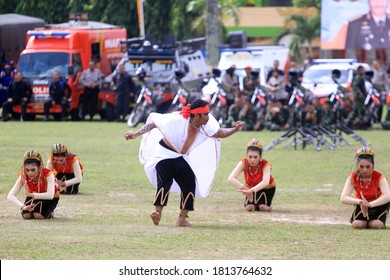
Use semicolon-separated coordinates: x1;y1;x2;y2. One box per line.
56;179;66;192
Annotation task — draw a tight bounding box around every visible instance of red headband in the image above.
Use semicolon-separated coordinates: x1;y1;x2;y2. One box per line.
180;104;209;119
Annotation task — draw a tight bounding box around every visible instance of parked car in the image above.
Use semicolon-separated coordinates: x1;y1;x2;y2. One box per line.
301;59;371;102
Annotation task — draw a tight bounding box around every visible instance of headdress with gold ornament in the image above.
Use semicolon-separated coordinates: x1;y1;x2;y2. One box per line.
23;150;43;166
20;150;44;191
51;143;68;155
247;138;263;150
355;146;375;158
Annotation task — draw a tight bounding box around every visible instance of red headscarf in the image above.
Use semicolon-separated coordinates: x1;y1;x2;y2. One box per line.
180;104;209;119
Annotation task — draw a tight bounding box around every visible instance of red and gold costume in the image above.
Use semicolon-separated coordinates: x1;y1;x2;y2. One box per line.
50;143;83;194
23;168;60;198
242;158;275;189
11;150;60;219
350;170;385;202
348;147;390;224
241;157;276;208
50;154;83;176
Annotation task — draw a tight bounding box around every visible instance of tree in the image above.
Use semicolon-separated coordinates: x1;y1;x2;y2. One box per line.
171;0;200;40
0;0;18;13
188;0;243;66
206;0;220;67
275;14;320;62
187;0;242;37
16;0;69;23
292;0;321;9
144;0;174;42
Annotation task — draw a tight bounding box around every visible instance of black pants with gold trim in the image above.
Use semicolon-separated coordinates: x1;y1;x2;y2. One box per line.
56;173;81;194
22;197;59;219
350;202;390;225
244;187;276;210
154;157;196;211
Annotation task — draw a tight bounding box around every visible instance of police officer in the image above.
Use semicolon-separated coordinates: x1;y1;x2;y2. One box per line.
0;63;15;107
346;0;390;50
1;72;32;122
79;60;102;121
43;70;71;121
111;64;135;122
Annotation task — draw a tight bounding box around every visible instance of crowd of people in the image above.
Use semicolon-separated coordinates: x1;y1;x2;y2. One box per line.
1;58;390;128
218;59;390;132
0;60;135;122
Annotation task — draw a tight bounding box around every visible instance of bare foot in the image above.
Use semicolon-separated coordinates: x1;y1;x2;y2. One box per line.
259;205;272;212
176;215;193;227
150;211;161;225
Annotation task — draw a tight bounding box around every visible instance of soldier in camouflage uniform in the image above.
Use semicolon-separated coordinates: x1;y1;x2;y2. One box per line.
239;96;264;131
223;96;243;128
352;66;368;128
265;101;290;131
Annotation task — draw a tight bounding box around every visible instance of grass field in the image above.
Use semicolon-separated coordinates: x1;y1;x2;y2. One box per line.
0;120;389;260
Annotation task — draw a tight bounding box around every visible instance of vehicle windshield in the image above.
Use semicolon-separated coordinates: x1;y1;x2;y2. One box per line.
302;69;349;84
18;52;69;79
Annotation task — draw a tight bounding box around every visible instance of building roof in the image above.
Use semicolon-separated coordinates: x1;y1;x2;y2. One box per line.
0;13;45;26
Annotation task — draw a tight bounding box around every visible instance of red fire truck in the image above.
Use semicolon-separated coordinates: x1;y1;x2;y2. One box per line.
15;19;126;120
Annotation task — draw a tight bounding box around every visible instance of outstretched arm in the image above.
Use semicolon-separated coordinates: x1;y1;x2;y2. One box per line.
125;122;157;140
340;177;361;205
212;121;244;138
227;161;246;190
228;161;253;202
7;177;24;209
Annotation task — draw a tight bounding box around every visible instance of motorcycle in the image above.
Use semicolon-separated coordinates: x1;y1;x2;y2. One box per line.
127;67;168;127
167;69;191;113
364;83;382;125
249;69;268;123
204;68;228;124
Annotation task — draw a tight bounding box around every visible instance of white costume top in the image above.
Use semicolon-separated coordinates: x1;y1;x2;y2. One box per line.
139;112;221;198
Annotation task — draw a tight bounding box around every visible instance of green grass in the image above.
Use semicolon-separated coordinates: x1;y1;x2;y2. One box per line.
0;120;389;260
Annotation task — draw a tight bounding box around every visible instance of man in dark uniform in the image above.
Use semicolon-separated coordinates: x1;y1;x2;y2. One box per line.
44;70;71;121
1;72;32;122
346;0;390;50
111;64;135;122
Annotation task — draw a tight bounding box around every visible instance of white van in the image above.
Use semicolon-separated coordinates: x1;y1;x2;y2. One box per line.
202;45;289;96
